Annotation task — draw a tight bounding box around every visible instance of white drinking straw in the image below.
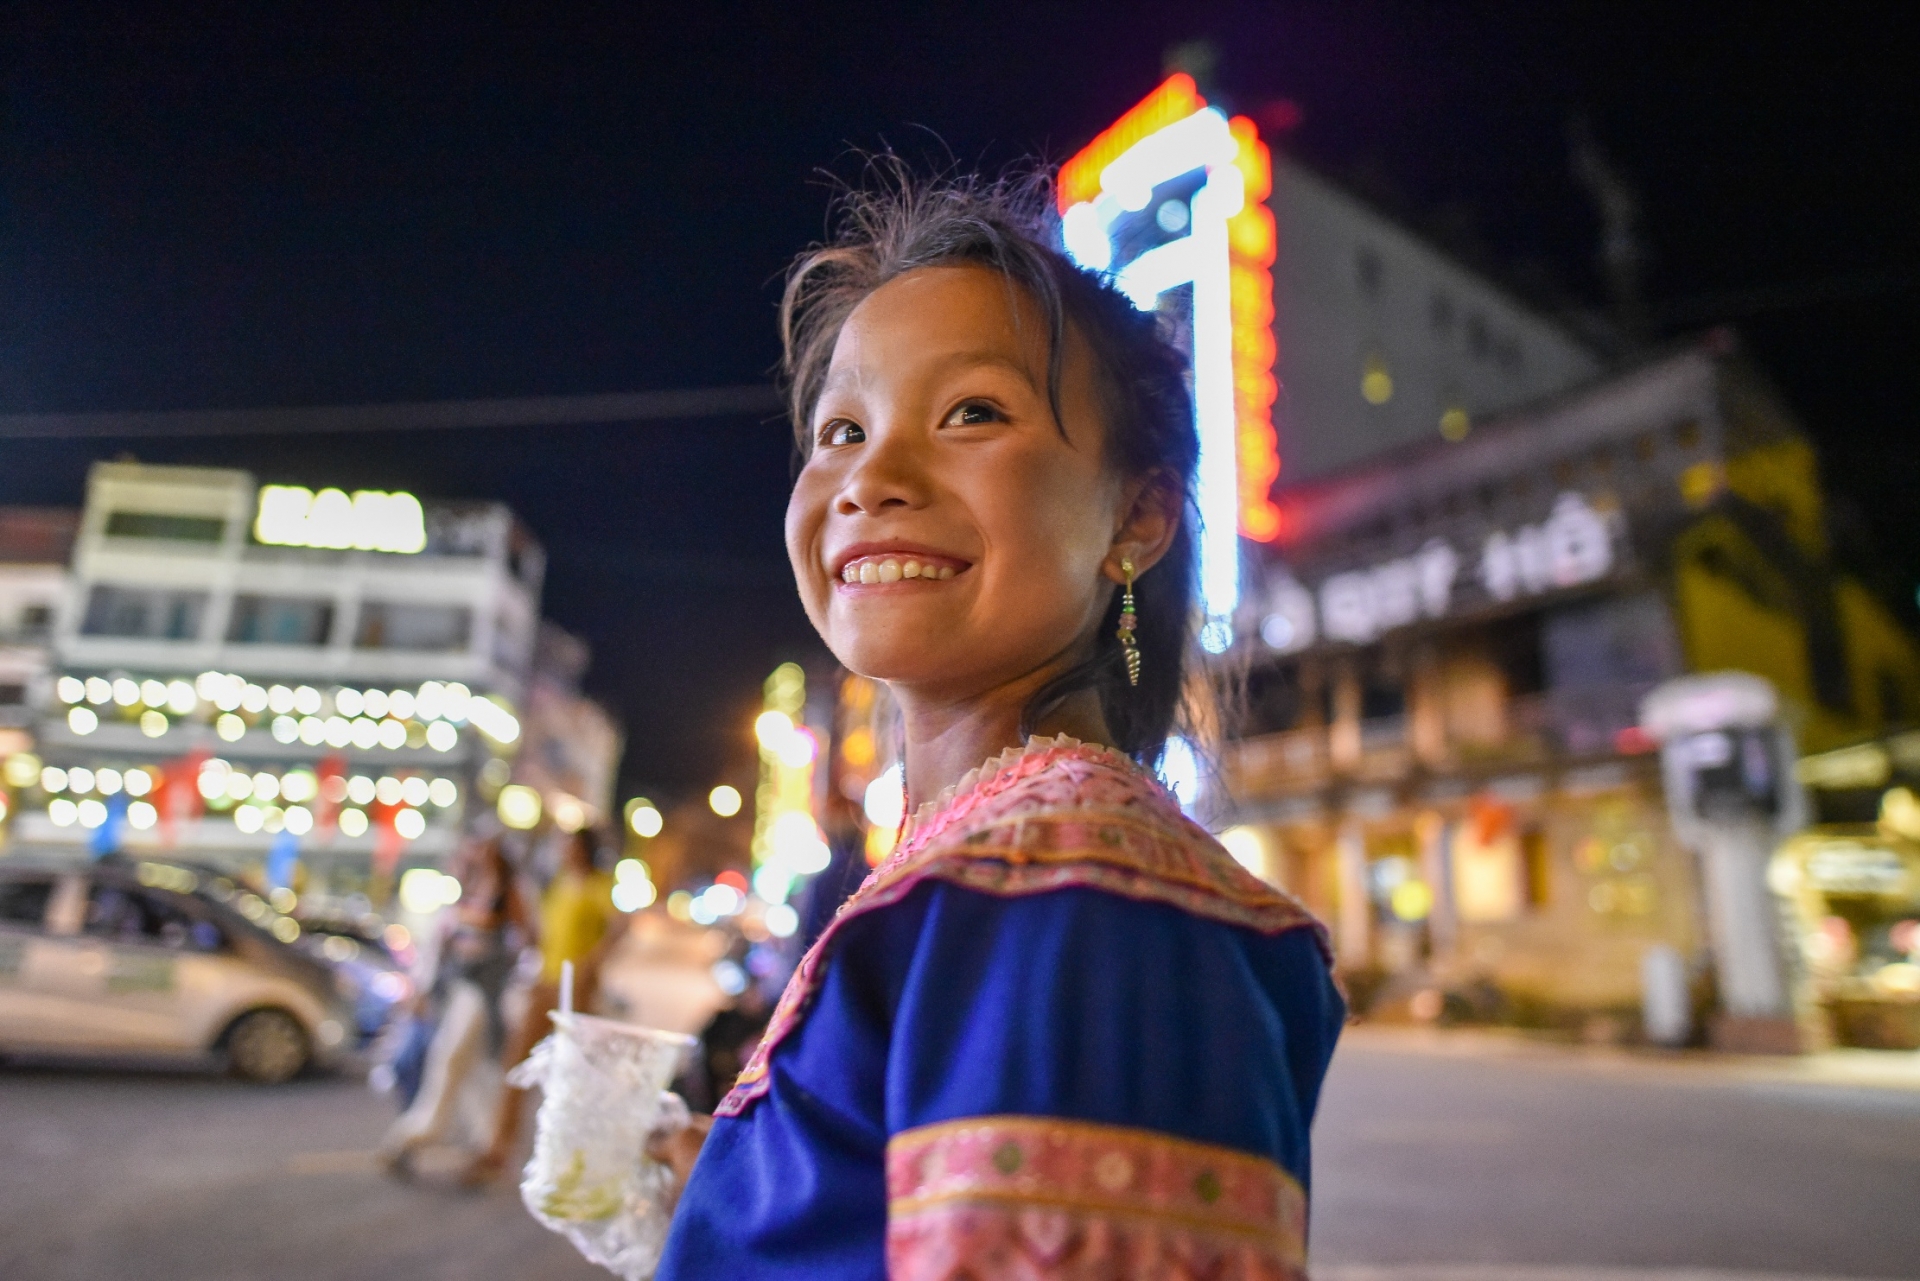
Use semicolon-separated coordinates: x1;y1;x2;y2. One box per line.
560;959;575;1016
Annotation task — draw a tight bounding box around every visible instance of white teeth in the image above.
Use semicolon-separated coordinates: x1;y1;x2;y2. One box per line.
841;556;961;583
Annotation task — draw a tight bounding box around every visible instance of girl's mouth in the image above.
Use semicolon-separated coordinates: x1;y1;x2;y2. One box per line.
834;550;971;586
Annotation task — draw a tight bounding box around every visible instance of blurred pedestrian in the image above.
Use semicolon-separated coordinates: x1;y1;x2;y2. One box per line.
691;978;770;1107
378;835;533;1180
464;826;627;1185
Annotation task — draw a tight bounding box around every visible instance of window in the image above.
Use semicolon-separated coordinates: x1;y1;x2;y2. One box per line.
1467;314;1490;359
18;603;53;637
104;511;226;543
1355;247;1383;296
84;883;224;952
0;876;56;928
227;595;334;646
80;585;209;640
1361;668;1406;722
1245;664;1308;735
0;683;25;706
355;602;471;652
1522;829;1552;909
1490;613;1546;697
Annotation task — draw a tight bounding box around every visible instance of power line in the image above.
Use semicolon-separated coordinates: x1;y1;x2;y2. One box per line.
0;384;784;440
1648;271;1920;327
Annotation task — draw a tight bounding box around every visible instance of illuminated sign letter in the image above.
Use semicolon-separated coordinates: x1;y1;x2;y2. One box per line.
254;485;428;554
1059;75;1283;653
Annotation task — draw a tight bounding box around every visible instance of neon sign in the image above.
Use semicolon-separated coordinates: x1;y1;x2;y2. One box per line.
1259;492;1620;652
1059;74;1281;652
254;485;427;554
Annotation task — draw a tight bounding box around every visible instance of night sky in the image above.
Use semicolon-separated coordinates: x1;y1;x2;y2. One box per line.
3;3;1915;807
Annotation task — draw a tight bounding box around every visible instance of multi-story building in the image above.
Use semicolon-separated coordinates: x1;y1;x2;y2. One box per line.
1215;335;1920;1036
1048;73;1920;1048
505;623;624;839
1;462;547;899
1269;158;1603;479
0;508;79;739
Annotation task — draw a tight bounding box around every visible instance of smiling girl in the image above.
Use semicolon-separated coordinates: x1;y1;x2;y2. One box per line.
654;175;1343;1280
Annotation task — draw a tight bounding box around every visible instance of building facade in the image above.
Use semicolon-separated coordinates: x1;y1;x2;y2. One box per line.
1215;337;1920;1032
0;508;80;739
0;463;550;903
1270;158;1603;480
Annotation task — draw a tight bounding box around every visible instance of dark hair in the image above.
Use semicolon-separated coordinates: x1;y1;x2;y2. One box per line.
567;825;605;870
778;166;1202;765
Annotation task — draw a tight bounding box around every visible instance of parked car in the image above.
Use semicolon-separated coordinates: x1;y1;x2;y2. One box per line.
0;859;355;1082
294;915;413;1043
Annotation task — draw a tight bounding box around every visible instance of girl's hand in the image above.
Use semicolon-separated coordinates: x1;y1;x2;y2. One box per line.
647;1111;713;1188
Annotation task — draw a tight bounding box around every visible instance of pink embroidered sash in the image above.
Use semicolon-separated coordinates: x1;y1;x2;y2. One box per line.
716;737;1328;1118
887;1115;1308;1280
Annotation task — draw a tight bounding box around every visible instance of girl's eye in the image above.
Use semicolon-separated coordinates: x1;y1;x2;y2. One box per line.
819;419;865;447
944;401;1003;428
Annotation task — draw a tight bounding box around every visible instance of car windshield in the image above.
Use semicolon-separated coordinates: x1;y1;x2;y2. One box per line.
0;876;57;929
84;882;225;953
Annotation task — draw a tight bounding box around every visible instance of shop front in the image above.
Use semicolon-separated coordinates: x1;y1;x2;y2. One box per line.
1217;340;1920;1041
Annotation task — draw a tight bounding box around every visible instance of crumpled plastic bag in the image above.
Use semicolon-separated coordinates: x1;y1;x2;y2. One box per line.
508;1010;696;1280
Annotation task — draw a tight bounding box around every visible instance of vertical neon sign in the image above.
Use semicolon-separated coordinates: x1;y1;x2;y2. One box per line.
1059;75;1281;652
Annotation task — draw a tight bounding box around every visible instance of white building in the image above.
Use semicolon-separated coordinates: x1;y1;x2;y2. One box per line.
0;509;79;745
1270;159;1604;480
5;462;545;886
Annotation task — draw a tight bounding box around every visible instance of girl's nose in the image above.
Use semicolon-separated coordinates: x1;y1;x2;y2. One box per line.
835;426;929;516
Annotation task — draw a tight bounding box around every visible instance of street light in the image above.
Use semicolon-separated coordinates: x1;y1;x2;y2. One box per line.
708;785;742;817
626;797;663;838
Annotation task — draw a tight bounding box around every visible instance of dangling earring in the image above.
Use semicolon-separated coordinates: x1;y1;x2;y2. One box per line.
1117;559;1141;687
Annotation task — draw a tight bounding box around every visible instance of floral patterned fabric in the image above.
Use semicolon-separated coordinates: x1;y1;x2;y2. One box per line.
888;1115;1308;1280
658;736;1343;1281
718;737;1329;1119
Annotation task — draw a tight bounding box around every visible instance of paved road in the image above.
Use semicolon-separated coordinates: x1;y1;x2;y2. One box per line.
3;1032;1917;1280
1312;1032;1920;1280
0;1061;599;1281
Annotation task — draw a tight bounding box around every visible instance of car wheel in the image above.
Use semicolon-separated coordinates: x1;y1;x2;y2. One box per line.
225;1008;310;1083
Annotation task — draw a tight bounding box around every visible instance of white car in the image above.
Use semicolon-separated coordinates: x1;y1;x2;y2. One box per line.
0;860;354;1082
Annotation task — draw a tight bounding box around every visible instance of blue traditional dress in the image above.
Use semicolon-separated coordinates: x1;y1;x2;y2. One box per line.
657;736;1343;1280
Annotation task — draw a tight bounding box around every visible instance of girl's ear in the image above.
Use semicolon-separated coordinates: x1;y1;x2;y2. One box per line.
1103;469;1182;585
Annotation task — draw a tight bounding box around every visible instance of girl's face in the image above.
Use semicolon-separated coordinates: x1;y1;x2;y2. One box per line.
786;265;1138;702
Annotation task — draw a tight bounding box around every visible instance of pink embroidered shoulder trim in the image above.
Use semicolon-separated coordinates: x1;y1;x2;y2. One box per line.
887;1115;1307;1280
715;737;1331;1118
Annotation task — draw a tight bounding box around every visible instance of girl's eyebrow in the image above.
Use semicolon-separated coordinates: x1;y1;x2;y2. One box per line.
818;347;1045;407
928;350;1043;387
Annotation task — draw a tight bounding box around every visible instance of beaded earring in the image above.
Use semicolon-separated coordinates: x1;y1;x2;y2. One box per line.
1117;559;1141;687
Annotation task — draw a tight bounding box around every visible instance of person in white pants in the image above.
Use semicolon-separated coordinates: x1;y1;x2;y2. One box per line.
379;837;531;1178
